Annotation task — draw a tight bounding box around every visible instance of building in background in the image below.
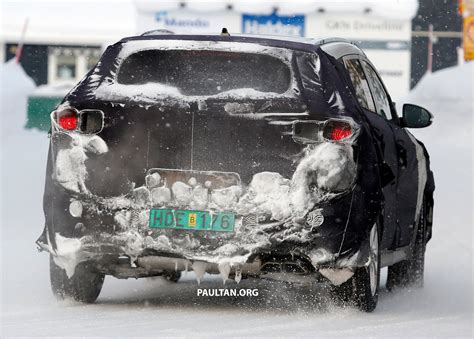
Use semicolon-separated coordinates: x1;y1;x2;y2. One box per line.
1;1;135;131
4;43;101;86
1;1;134;86
136;1;418;99
1;1;464;96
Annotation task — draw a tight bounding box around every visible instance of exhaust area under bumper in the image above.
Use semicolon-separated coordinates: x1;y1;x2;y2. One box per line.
103;254;357;286
38;229;368;286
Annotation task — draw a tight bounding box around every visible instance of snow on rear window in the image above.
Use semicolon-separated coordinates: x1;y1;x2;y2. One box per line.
116;50;291;96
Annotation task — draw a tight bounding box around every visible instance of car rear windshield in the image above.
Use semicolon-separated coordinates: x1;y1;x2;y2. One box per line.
116;49;292;96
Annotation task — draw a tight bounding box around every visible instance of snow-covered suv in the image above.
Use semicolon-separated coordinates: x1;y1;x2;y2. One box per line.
37;33;435;312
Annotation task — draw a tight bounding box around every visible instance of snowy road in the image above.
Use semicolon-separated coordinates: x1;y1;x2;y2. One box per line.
1;63;473;337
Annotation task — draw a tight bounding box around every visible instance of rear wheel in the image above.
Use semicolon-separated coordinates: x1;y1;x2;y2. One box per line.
331;223;380;312
50;255;104;303
387;202;426;290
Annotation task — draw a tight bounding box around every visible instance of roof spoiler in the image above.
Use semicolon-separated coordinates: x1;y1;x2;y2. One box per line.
141;29;175;36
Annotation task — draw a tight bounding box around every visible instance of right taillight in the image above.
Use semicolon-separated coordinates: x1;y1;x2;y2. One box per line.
56;108;78;131
323;120;353;141
292;118;359;144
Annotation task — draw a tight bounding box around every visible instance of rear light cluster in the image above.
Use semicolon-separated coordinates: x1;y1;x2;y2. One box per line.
57;108;78;130
323;120;353;141
292;118;358;144
53;107;104;134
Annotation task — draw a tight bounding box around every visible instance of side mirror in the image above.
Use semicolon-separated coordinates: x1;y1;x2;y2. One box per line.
401;104;433;128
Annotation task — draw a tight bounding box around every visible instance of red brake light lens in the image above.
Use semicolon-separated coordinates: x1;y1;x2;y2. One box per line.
324;120;353;141
331;125;352;141
57;109;78;130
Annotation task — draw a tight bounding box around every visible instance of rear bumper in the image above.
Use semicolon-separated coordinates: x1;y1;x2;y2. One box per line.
37;222;370;286
41;167;375;286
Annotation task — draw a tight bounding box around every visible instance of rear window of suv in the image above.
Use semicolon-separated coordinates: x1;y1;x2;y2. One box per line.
116;49;292;96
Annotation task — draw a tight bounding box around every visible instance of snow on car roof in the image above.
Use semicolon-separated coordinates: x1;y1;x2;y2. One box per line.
139;31;355;46
117;33;359;55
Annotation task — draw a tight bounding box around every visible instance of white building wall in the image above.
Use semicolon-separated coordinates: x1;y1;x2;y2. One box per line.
1;1;418;97
136;7;414;98
306;14;413;99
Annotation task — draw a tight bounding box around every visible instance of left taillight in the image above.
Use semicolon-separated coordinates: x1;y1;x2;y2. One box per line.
53;108;104;134
56;108;78;131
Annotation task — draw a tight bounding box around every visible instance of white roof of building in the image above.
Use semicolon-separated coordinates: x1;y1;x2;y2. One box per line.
136;0;419;19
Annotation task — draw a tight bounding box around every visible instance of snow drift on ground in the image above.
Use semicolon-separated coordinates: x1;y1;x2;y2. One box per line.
400;62;473;256
1;60;472;337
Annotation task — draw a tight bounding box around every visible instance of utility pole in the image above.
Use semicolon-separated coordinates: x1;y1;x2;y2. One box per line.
427;24;434;73
15;18;29;64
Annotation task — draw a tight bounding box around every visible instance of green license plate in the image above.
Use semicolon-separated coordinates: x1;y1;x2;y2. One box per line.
149;209;235;232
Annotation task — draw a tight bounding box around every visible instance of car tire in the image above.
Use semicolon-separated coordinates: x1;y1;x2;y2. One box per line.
50;255;105;303
331;222;380;312
386;201;426;290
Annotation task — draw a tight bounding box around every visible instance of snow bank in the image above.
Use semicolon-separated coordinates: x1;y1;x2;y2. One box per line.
401;62;473;286
402;62;473;147
409;63;473;103
0;59;36;137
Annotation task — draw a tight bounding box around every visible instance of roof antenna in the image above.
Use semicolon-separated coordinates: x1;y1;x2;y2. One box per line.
221;28;230;36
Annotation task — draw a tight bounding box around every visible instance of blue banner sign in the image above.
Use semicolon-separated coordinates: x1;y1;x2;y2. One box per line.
242;13;305;37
